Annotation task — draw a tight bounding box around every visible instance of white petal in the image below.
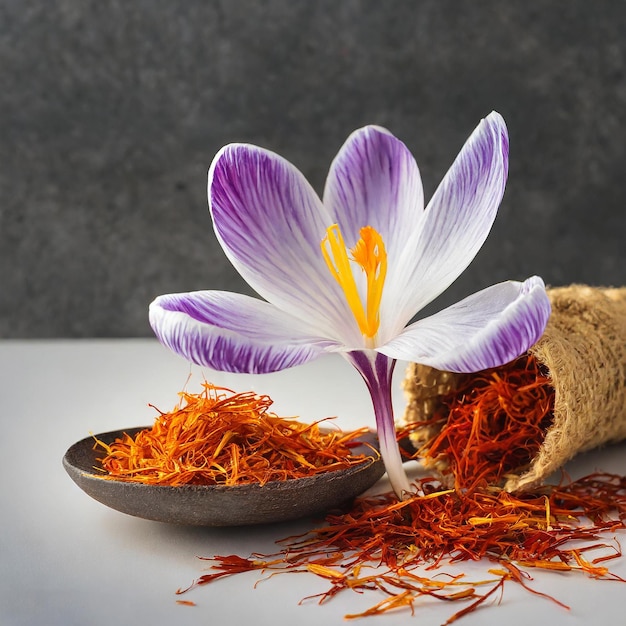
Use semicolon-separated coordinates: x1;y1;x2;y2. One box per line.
323;126;425;341
209;143;361;345
149;291;333;373
379;277;551;372
394;112;509;324
323;125;424;245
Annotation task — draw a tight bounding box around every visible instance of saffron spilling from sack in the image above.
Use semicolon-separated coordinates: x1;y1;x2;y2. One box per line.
418;353;555;491
172;362;625;621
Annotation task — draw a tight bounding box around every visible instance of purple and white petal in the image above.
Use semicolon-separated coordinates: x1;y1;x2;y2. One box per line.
209;144;361;345
323;126;426;342
392;112;509;325
149;291;334;374
378;276;551;372
323;125;424;246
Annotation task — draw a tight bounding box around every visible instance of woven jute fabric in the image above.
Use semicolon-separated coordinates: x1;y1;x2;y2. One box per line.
401;285;626;491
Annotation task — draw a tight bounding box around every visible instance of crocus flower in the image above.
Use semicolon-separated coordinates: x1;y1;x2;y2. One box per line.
149;112;551;498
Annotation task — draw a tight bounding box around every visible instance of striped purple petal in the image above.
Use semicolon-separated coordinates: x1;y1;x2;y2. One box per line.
393;112;509;324
323;125;424;247
149;291;331;373
208;144;360;345
323;126;426;341
378;276;551;372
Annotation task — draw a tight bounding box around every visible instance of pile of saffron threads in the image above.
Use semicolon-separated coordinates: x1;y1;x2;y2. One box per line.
175;356;626;621
96;382;373;487
419;353;555;491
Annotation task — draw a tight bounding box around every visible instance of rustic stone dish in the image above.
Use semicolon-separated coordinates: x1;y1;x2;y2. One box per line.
63;427;385;526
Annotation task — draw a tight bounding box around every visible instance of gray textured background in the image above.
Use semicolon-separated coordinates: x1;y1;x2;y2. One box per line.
2;1;625;338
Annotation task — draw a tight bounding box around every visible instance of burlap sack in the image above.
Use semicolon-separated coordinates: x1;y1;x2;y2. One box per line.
402;285;626;491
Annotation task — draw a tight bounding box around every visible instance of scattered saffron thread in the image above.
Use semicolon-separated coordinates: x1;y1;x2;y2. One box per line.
171;356;625;621
179;473;626;622
95;383;375;487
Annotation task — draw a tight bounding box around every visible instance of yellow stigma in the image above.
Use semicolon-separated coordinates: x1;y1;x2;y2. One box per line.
321;224;387;340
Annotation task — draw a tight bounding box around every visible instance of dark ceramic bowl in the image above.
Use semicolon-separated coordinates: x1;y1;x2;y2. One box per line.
63;427;384;526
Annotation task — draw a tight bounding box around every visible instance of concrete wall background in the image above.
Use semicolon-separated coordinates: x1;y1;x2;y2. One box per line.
2;1;625;337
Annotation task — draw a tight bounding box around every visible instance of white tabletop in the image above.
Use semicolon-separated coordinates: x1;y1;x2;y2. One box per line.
1;339;625;626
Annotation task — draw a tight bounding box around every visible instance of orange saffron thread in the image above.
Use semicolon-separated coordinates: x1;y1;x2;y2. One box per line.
420;353;555;491
181;473;626;621
173;358;626;622
95;382;375;486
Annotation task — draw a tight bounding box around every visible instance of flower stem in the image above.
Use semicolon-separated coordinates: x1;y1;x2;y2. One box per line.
345;351;412;499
